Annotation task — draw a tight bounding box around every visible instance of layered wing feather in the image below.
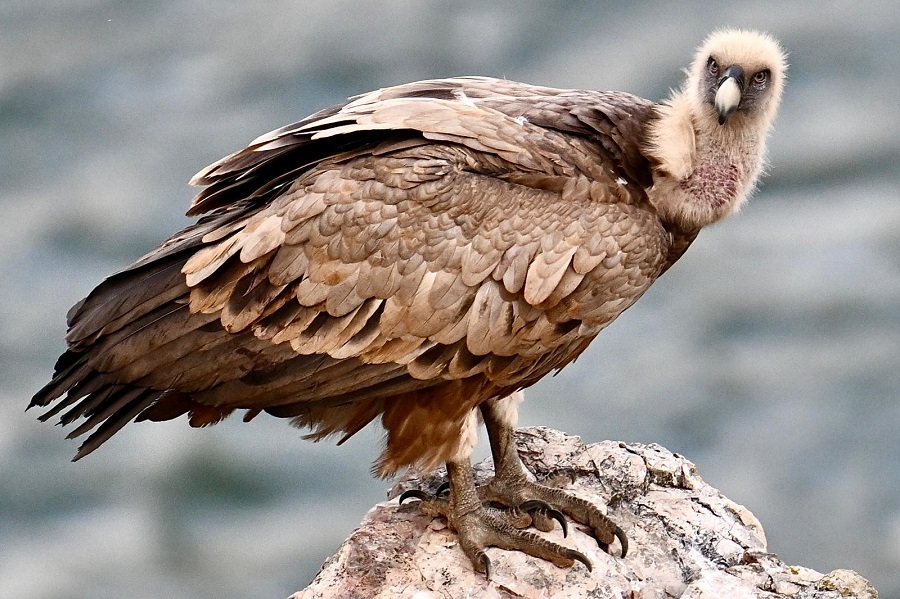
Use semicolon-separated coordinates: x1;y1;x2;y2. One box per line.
31;77;691;467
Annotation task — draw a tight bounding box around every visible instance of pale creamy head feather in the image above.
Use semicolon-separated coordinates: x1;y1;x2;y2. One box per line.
645;29;788;230
687;28;788;132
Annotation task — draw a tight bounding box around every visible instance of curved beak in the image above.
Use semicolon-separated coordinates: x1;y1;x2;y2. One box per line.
715;65;745;125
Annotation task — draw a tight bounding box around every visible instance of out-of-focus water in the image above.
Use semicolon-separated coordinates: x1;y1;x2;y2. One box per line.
2;2;898;598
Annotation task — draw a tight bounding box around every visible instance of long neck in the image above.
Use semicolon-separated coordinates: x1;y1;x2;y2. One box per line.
643;92;768;230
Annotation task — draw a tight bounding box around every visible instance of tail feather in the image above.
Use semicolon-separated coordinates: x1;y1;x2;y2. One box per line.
29;351;91;410
64;204;255;349
61;384;121;432
72;390;158;461
66;259;188;346
45;373;106;424
66;386;145;440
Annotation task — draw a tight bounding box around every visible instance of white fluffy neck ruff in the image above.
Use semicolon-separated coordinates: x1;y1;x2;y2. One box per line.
645;29;786;231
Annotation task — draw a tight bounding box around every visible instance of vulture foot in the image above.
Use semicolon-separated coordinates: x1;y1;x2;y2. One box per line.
480;398;628;557
400;485;590;579
400;460;590;578
401;485;567;535
478;474;628;557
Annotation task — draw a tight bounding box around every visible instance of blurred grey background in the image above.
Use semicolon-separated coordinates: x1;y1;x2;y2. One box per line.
2;1;898;597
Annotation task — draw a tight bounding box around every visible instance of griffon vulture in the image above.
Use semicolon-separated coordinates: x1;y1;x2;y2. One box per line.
31;29;787;575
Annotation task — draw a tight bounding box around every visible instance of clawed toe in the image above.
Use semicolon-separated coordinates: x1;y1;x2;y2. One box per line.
478;472;628;559
398;488;431;504
584;519;627;558
400;481;450;506
476;550;491;579
459;506;592;579
518;499;568;537
603;524;629;558
566;547;592;572
573;504;628;558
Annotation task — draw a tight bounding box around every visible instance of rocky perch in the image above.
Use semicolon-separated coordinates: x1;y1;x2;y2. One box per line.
291;427;877;599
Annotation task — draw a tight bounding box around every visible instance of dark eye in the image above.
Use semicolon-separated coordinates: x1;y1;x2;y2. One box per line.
752;70;770;87
707;58;719;77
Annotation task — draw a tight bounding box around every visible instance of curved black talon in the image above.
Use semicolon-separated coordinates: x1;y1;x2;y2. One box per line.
597;524;629;558
435;481;450;497
518;499;568;537
478;551;492;580
569;548;592;572
615;525;629;558
399;489;430;504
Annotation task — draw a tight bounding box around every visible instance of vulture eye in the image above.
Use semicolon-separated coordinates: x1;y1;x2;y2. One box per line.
707;58;719;77
752;70;770;87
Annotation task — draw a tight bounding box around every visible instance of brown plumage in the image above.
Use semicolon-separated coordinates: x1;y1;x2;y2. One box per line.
32;29;787;575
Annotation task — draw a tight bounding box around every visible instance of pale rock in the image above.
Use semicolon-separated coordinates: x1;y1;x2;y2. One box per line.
291;427;878;599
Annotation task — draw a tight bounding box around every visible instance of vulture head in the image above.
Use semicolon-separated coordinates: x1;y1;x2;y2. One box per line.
646;28;787;230
689;28;788;128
